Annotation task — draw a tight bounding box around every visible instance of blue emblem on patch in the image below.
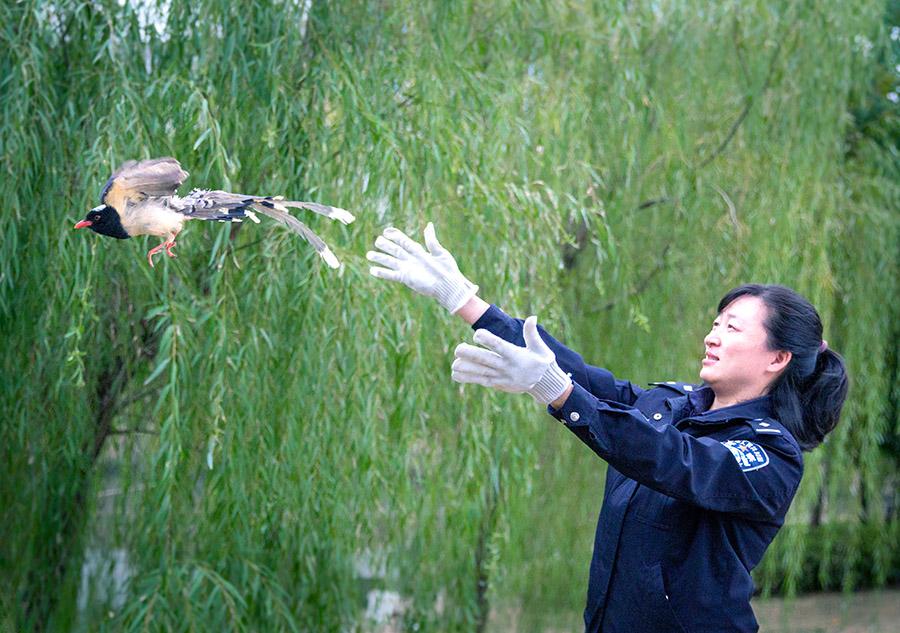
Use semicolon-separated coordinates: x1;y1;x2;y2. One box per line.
722;440;769;472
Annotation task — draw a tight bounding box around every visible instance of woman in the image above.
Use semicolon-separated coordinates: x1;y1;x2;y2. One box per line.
367;223;849;633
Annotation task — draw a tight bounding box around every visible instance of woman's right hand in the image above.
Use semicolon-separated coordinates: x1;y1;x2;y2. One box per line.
367;222;479;314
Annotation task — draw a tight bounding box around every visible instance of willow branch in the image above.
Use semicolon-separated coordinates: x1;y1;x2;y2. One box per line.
697;25;792;169
588;242;672;314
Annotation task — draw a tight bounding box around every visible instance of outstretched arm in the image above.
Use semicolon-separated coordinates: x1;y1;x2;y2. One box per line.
455;298;573;406
463;300;643;406
453;325;803;519
547;382;803;519
368;223;642;404
455;295;491;325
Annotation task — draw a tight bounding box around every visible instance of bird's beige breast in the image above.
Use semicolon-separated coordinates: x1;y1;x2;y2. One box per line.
121;202;185;237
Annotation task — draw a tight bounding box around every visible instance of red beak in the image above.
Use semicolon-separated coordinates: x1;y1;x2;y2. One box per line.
74;220;92;229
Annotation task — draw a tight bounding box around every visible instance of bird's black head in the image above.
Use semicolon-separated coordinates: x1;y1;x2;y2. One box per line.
74;205;130;240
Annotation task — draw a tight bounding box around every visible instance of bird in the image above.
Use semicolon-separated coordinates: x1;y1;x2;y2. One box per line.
74;157;354;268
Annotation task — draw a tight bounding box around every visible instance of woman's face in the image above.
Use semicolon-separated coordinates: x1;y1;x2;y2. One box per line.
700;295;789;399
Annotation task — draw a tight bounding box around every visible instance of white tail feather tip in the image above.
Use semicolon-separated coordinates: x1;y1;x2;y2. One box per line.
320;247;340;269
332;208;355;224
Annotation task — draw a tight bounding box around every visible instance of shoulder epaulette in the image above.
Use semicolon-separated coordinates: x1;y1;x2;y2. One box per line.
749;418;783;436
648;381;700;395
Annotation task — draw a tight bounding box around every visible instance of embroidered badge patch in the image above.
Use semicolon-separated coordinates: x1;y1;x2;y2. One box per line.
722;440;770;472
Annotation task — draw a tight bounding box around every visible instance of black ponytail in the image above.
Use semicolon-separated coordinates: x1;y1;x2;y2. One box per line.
717;284;850;451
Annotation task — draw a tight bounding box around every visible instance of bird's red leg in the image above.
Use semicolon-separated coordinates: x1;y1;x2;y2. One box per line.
164;231;180;258
147;242;167;267
147;232;179;267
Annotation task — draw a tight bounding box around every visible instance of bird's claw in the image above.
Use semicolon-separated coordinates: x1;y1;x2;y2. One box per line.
146;241;176;267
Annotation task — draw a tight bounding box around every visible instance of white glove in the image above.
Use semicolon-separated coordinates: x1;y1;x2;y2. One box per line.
451;316;572;405
367;223;478;314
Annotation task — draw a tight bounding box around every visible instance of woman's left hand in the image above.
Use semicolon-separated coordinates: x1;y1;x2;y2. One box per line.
451;316;572;405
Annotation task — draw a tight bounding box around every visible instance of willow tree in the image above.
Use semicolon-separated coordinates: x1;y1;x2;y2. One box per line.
1;1;896;632
490;1;899;627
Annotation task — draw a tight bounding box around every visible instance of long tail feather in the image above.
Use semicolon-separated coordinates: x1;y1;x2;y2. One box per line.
275;199;355;225
252;201;340;268
179;189;348;268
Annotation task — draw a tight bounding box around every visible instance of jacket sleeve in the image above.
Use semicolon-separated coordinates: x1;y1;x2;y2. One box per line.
548;382;804;520
471;304;644;406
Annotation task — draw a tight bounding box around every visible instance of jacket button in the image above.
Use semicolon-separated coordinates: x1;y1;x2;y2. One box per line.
569;412;580;422
652;413;663;420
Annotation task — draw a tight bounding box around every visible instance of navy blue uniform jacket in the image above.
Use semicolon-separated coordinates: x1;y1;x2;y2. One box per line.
473;306;804;633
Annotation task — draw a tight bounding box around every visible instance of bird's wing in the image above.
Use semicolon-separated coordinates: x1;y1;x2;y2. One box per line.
101;157;189;210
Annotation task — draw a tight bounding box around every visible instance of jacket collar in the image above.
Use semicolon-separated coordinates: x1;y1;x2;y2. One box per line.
671;386;774;424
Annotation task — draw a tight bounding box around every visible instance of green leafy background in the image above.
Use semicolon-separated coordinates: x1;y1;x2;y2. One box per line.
1;1;897;631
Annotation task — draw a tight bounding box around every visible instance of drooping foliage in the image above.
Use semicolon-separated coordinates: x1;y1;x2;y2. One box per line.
0;1;896;631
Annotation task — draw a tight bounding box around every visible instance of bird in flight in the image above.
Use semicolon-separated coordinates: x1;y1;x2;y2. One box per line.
74;157;354;268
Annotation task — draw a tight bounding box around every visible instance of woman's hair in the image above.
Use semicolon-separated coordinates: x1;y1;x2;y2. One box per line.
717;284;849;451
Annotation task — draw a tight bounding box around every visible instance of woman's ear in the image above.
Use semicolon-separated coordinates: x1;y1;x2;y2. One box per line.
768;349;793;375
